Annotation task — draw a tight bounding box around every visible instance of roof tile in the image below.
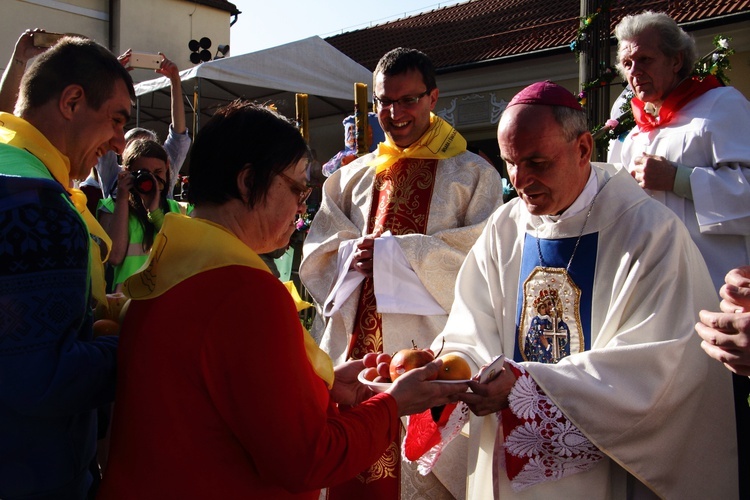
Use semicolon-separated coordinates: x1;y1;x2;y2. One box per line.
325;0;750;71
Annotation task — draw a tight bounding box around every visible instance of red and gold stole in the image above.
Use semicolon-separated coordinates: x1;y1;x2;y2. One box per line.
328;114;465;500
329;157;438;500
631;75;721;132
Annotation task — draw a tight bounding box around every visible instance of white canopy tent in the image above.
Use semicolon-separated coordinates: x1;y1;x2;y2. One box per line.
131;36;373;139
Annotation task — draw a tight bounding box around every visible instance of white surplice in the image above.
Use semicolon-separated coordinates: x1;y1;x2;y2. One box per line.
616;86;750;290
435;165;737;499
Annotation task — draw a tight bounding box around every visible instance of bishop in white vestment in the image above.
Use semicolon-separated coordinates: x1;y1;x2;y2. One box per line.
413;81;738;500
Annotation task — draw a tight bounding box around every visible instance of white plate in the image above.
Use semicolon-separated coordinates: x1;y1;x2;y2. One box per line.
358;370;391;393
358;370;471;392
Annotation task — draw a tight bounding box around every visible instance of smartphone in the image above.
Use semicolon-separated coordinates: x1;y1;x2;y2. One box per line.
129;52;163;70
478;355;505;383
33;32;64;48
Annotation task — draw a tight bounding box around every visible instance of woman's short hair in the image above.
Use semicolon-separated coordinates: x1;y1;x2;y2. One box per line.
615;11;698;80
188;100;310;208
16;36;134;115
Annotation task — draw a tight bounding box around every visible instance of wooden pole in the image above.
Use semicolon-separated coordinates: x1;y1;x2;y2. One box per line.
295;93;309;142
354;83;369;156
579;0;611;160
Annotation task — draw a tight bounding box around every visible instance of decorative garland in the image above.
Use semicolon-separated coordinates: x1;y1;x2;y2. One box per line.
570;0;615;62
577;66;617;107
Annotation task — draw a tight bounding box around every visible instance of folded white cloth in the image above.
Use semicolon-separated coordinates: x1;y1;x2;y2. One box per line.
373;234;445;315
323;231;445;317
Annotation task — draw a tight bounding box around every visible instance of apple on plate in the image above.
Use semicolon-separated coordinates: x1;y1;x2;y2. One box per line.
389;340;436;381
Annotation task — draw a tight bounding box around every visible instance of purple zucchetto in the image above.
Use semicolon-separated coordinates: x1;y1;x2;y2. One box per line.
506;81;583;111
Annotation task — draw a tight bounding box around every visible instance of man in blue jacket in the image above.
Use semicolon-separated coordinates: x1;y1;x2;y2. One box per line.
0;34;134;499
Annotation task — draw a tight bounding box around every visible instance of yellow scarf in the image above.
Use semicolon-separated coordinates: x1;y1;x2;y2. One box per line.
367;113;467;173
0;113;111;309
124;213;335;388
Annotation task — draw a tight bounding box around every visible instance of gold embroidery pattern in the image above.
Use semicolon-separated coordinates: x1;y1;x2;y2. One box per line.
335;158;437;499
350;279;382;360
372;159;435;234
355;442;400;484
348;158;438;361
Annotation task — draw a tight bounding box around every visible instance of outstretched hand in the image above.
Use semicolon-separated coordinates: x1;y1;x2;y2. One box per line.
386;359;468;417
156;53;180;81
460;361;517;416
330;359;373;406
117;49;133;71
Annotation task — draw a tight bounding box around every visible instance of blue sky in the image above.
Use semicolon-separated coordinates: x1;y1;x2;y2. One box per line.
229;0;462;55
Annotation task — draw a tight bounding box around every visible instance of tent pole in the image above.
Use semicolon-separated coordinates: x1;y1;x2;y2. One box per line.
193;78;201;135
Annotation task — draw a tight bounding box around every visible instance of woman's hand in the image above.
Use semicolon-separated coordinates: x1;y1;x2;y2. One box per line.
386;360;468;417
115;170;133;207
330;359;373;406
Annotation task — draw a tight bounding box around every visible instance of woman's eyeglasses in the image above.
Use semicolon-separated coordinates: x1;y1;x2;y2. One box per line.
373;90;430;110
278;172;313;206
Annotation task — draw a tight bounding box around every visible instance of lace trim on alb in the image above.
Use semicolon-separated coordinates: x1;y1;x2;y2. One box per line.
501;362;604;492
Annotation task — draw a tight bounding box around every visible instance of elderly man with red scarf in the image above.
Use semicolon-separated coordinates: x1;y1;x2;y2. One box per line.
613;11;750;498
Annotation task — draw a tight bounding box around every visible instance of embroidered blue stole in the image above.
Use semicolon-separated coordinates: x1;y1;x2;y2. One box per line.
514;232;598;363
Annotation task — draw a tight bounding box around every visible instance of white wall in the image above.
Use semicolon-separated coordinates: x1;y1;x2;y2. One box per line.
0;0;232;86
115;0;231;79
0;0;109;64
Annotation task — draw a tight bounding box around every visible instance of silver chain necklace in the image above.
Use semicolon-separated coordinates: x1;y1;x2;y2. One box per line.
536;176;610;272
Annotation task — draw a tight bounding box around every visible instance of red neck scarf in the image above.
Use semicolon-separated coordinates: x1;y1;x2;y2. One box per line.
631;75;722;132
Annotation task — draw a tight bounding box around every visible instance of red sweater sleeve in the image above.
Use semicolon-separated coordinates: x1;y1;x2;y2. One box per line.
201;269;400;493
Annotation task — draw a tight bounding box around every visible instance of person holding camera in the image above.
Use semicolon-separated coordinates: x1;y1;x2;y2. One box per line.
95;51;191;200
97;139;187;291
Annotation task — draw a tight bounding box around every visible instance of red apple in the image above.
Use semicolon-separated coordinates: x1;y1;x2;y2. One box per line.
389;341;436;381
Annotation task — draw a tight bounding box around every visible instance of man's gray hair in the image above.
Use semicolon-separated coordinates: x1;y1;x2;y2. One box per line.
615;11;698;80
552;106;588;142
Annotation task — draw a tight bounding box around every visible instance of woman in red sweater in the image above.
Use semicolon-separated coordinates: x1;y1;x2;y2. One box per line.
98;100;467;499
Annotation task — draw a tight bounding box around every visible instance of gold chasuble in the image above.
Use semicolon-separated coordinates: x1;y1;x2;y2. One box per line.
328;115;465;500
